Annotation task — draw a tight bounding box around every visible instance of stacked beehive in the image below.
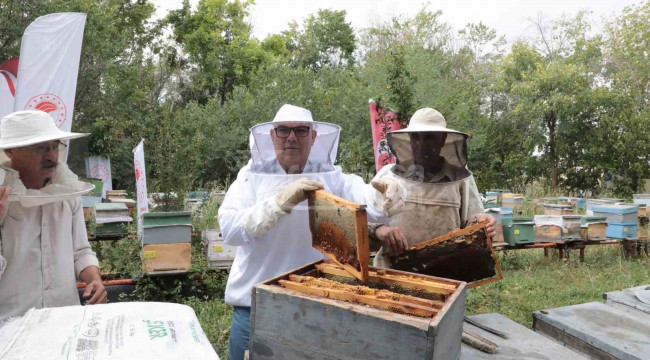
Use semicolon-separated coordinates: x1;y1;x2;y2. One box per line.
592;204;639;240
141;211;193;274
580;216;608;241
106;190;136;218
93;203;132;237
502;193;524;213
203;229;235;269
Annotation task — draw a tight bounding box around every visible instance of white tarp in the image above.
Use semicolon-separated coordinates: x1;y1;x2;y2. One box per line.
0;302;220;360
13;13;85;133
86;156;113;198
133;140;149;236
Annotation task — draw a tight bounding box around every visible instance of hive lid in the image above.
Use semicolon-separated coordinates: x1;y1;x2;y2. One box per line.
592;204;639;214
487;207;512;214
108;198;136;205
307;190;369;282
142;211;193;226
81;195;102;208
543;203;572;209
390;221;503;288
94;202;128;211
581;216;607;225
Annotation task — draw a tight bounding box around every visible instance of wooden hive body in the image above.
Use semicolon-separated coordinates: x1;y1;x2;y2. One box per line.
251;260;467;360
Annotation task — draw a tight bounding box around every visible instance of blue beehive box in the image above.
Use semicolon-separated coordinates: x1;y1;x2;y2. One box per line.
593;204;638;223
487;207;512;223
575;198;586;209
606;221;638;240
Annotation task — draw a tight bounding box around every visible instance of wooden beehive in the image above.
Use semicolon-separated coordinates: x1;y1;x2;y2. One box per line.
583;222;607;241
251;260;467;360
535;224;563;243
142;242;191;274
308;190;369;281
543;204;573;215
390;222;503;288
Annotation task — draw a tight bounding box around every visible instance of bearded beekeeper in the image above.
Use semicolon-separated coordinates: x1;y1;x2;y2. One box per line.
369;108;497;268
0;110;106;320
218;104;403;360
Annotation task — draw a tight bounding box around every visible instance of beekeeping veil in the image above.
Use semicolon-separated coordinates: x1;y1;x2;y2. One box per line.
387;108;471;183
0;110;93;206
249;104;340;174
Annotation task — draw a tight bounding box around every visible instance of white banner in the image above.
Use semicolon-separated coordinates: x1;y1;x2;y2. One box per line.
14;13;86;133
85;156;113;198
133;140;149;235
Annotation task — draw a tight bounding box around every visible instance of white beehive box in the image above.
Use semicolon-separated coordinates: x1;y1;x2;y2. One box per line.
203;230;235;269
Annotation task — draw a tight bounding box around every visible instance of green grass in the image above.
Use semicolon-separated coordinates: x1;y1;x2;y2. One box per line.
466;244;650;327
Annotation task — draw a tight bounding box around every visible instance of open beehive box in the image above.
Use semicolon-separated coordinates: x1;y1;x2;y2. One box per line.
250;190;467;360
251;261;466;360
390;222;503;288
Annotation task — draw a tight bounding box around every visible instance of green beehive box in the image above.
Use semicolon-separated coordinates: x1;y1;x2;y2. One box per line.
93;203;131;237
95;222;128;236
84;178;103;197
142;211;192;226
503;217;535;246
581;216;607;226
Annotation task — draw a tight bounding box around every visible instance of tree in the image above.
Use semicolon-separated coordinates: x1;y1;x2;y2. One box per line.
283;9;356;71
166;0;267;105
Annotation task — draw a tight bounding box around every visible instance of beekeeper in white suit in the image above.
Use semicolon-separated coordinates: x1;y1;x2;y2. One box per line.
218;104;403;360
0;110;106;321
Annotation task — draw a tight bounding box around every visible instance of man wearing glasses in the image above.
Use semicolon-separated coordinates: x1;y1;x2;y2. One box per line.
219;104;403;360
0;110;106;320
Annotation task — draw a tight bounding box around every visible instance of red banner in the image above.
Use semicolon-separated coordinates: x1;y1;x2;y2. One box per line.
369;100;402;172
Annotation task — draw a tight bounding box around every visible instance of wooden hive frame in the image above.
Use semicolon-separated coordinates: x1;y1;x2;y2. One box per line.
391;221;503;288
307;190;369;281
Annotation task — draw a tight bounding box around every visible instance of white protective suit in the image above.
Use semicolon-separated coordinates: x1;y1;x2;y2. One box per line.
218;107;390;307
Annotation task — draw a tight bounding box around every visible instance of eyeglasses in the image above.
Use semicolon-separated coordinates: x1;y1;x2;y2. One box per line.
273;126;311;138
29;140;67;155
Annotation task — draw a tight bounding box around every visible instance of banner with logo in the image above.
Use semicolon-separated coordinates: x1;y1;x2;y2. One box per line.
85;156;113;198
369;100;402;172
133;140;148;236
14;13;86;133
0;57;18;120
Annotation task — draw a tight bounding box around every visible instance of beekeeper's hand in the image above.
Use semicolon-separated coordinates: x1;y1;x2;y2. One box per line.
477;214;498;239
0;186;12;217
376;225;409;256
370;178;405;216
275;178;324;213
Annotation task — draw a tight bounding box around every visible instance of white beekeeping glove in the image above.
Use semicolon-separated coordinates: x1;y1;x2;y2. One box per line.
275;178;324;213
370;178;405;217
241;178;323;238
